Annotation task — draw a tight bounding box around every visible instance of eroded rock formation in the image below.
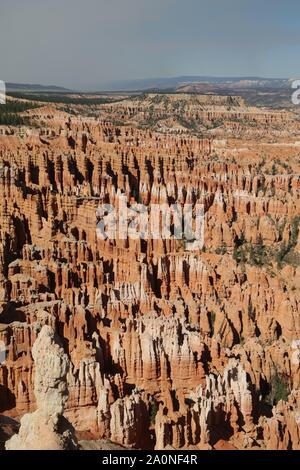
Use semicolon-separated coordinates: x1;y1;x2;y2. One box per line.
0;93;300;449
5;325;78;450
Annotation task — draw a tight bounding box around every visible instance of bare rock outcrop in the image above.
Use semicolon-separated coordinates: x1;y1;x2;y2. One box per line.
110;389;149;448
5;326;78;450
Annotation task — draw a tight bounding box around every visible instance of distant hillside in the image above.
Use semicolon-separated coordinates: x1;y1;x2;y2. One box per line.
4;77;296;108
100;76;292;92
176;80;296;108
6;82;71;93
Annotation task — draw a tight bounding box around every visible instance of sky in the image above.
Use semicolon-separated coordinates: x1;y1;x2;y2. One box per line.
1;0;300;90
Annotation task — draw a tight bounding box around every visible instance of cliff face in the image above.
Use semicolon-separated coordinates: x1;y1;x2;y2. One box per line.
0;94;300;449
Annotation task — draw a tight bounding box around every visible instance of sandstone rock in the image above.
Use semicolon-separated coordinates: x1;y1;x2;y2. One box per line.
5;326;78;450
0;95;300;449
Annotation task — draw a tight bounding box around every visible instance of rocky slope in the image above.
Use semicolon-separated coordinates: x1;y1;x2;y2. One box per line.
0;94;299;449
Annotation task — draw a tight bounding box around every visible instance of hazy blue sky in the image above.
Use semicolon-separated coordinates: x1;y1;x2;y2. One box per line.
1;0;300;89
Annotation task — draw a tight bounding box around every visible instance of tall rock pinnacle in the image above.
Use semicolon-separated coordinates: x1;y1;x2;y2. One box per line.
6;326;78;450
